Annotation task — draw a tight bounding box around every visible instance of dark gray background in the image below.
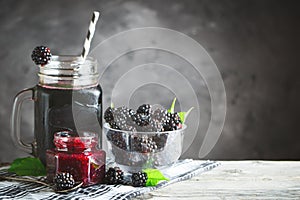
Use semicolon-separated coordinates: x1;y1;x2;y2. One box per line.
0;0;299;162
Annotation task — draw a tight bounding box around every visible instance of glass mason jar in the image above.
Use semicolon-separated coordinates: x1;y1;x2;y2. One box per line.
46;131;106;186
11;56;102;165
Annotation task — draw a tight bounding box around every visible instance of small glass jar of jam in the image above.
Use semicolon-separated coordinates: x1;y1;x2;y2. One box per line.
46;131;106;186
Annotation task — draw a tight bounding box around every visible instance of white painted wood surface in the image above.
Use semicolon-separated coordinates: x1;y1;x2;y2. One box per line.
135;161;300;199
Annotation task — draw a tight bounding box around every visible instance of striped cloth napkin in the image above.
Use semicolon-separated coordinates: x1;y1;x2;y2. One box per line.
0;160;220;200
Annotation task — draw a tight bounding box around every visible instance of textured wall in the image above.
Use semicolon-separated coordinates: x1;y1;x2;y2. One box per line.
0;0;299;162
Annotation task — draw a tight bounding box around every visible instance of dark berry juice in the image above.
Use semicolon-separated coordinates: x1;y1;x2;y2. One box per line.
34;85;102;165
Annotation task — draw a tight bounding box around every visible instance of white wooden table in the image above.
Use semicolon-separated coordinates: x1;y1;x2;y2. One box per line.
136;161;300;199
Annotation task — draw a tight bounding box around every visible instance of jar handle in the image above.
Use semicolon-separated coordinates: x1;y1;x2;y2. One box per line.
11;88;35;154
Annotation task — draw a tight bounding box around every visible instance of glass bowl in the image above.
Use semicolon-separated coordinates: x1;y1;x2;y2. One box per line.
103;123;186;172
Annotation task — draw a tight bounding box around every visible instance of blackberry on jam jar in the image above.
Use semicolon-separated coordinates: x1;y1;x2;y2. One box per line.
46;131;106;186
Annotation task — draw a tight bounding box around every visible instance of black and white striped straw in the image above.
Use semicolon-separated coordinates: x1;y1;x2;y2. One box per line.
81;11;100;61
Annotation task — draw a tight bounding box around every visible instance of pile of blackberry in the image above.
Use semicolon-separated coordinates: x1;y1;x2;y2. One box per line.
104;104;182;153
104;104;182;132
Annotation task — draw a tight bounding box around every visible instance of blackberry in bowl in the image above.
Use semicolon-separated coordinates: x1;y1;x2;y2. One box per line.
103;104;187;172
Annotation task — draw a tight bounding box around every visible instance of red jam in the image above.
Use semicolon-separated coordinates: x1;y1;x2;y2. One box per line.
46;131;106;186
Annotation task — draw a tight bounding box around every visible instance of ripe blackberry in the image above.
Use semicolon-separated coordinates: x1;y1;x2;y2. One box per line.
122;125;137;132
104;107;114;124
144;120;163;132
169;120;178;130
162;121;178;131
31;46;52;65
109;122;120;130
165;112;172;123
151;108;168;124
132;113;150;127
162;112;182;131
114;107;136;130
132;135;158;153
153;133;168;149
105;167;124;184
171;112;182;125
54;172;75;191
114;107;135;117
131;171;148;187
137;104;151;115
162;124;174;131
106;130;127;150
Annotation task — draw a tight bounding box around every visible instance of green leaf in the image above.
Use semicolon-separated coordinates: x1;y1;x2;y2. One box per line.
178;107;194;124
178;112;185;123
167;98;176;113
143;168;169;187
8;157;46;176
110;102;115;108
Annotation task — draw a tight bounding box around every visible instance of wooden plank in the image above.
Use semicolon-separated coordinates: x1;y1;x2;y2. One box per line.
134;161;300;199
